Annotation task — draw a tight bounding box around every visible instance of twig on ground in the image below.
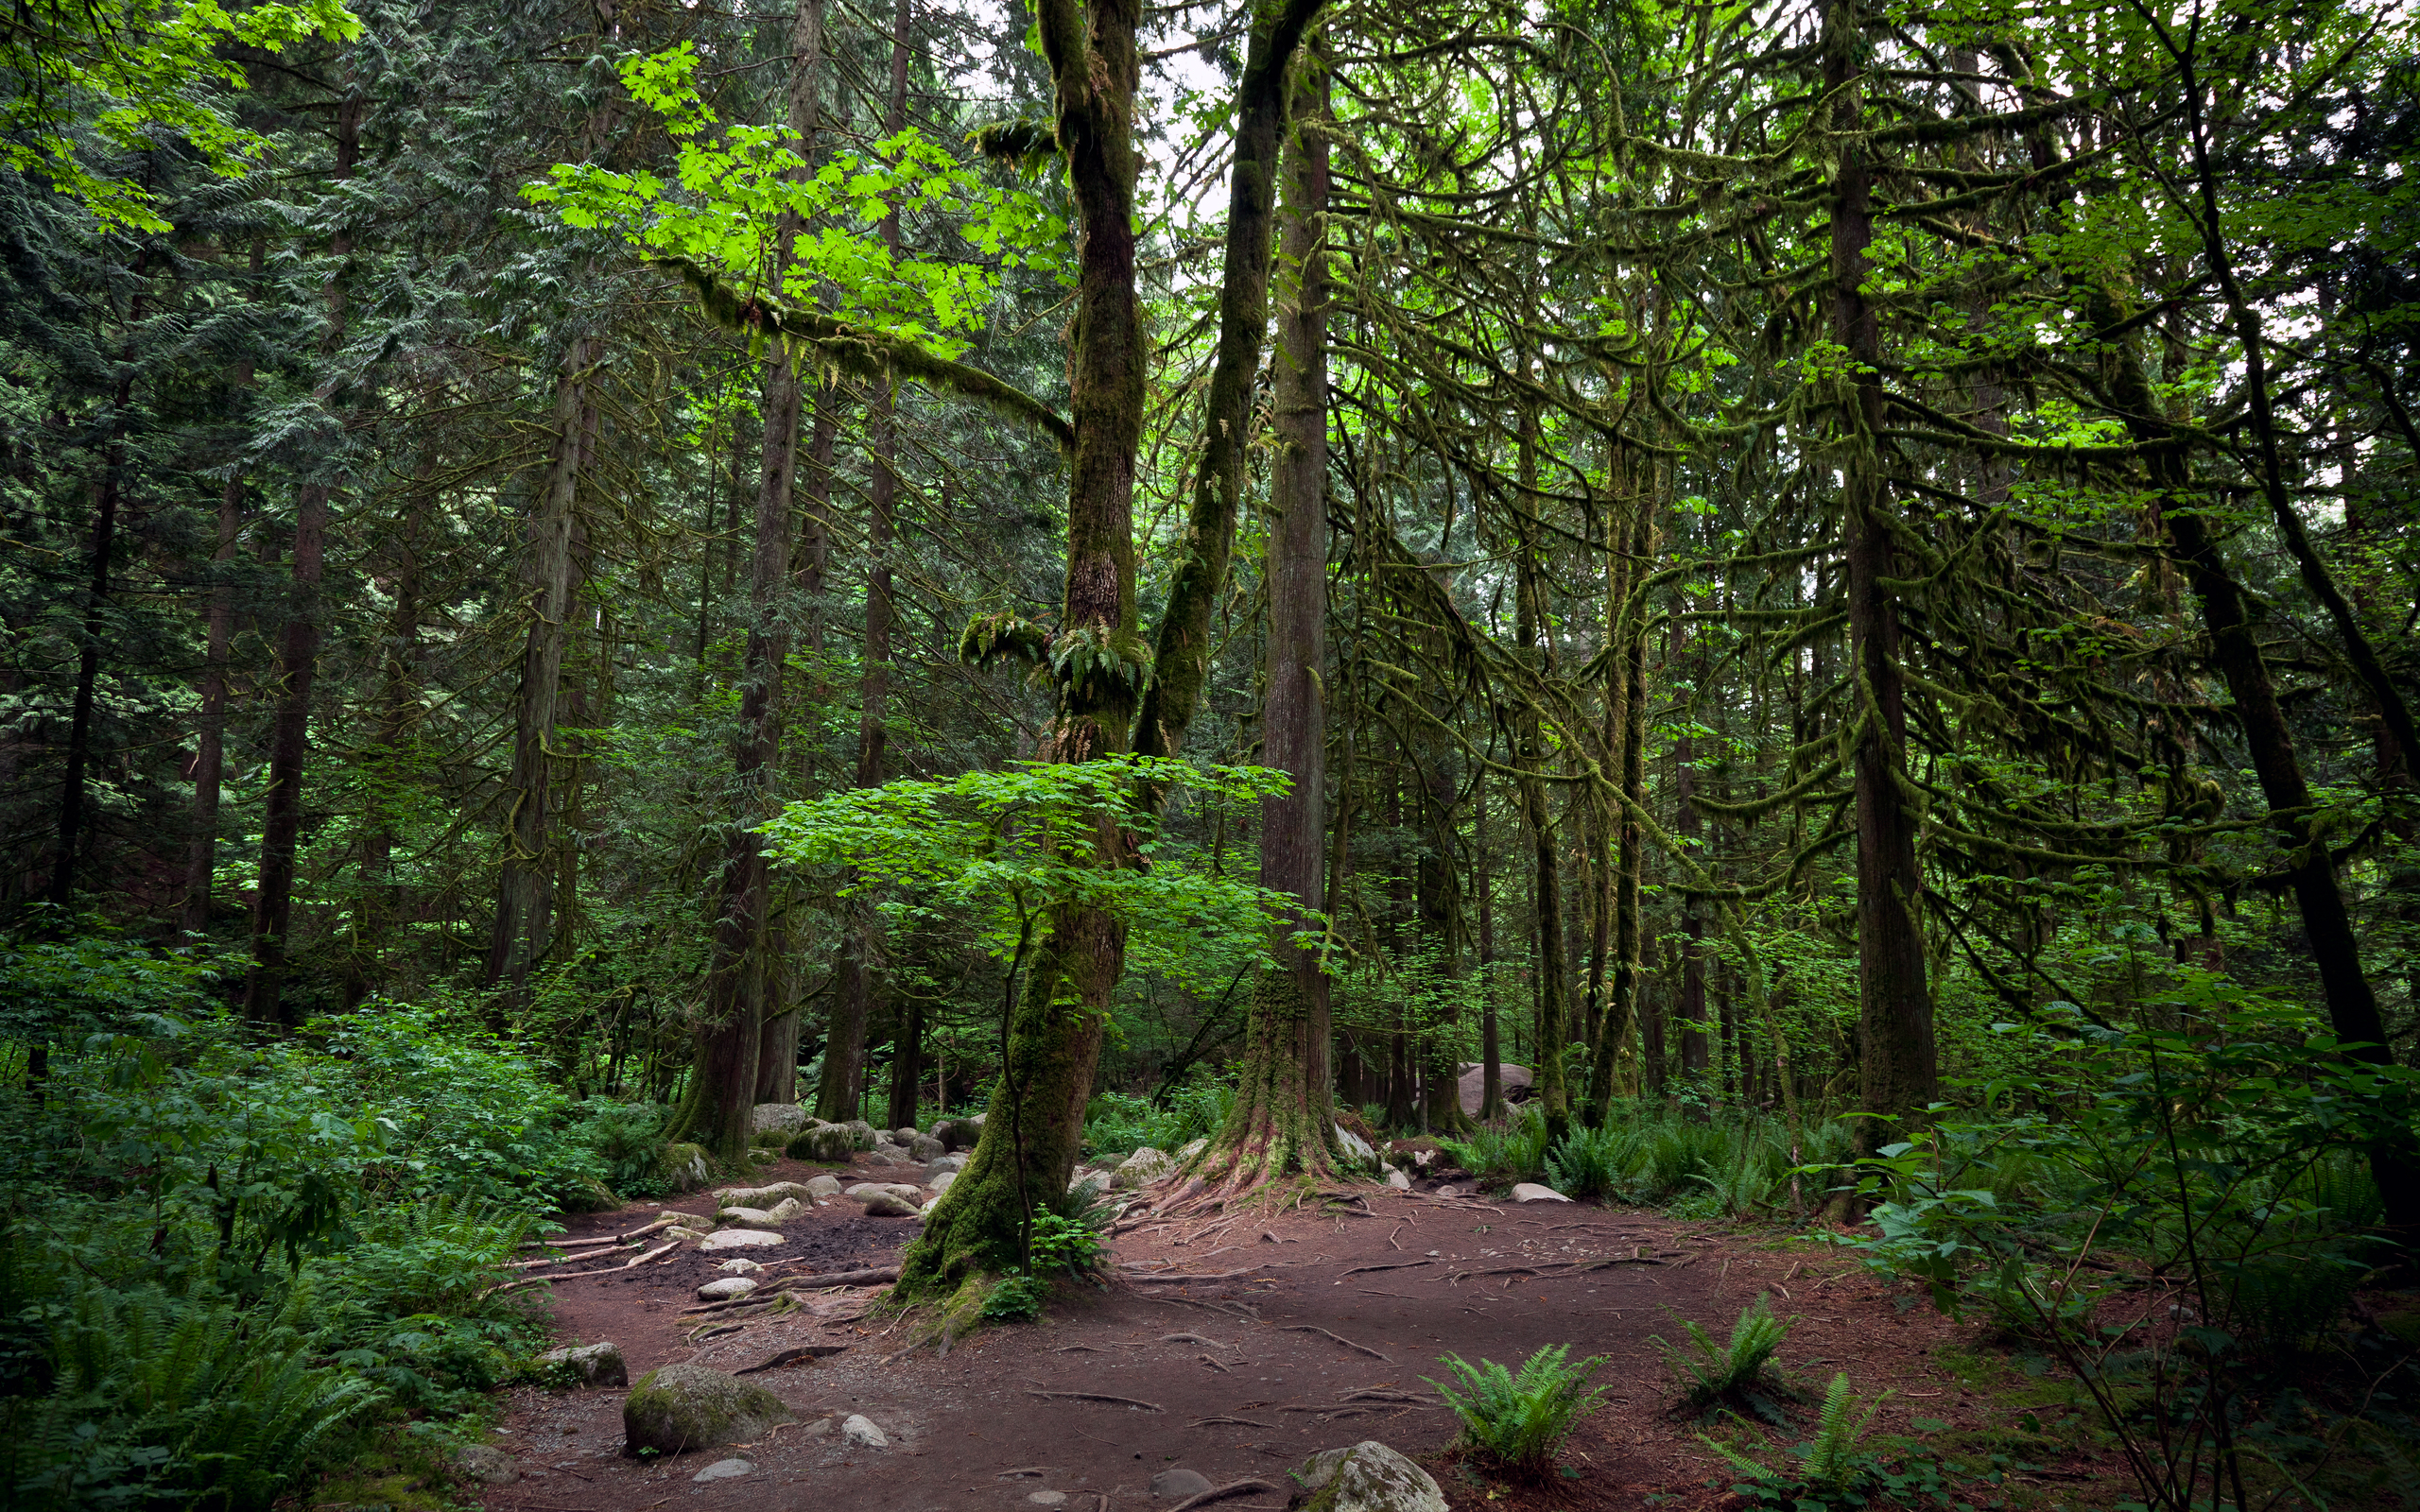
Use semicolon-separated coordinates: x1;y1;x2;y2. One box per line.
1024;1389;1165;1412
1337;1260;1431;1278
1281;1324;1390;1361
732;1343;847;1375
1185;1416;1274;1429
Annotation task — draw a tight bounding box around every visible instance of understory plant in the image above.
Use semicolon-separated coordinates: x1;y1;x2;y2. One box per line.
1656;1294;1795;1423
1428;1343;1611;1480
1827;971;2412;1512
1701;1372;1896;1507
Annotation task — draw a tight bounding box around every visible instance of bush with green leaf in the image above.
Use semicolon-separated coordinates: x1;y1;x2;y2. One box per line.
1700;1373;1903;1509
1547;1123;1627;1199
1427;1343;1611;1480
1656;1294;1795;1423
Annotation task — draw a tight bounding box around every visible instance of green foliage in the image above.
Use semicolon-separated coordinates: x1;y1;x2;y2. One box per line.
1426;1343;1611;1480
978;1268;1046;1323
1546;1123;1624;1199
3;1279;374;1510
1699;1374;1904;1510
761;758;1302;998
1656;1295;1795;1424
524;43;1067;357
1443;1107;1552;1185
1027;1211;1106;1280
0;0;362;230
1084;1082;1231;1158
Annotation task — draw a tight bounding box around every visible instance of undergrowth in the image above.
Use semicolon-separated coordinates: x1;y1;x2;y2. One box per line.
1429;1343;1611;1481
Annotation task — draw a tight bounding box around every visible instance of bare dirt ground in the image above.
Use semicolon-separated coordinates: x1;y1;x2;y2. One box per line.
472;1153;2127;1512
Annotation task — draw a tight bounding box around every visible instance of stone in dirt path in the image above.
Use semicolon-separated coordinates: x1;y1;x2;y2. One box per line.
471;1154;2070;1510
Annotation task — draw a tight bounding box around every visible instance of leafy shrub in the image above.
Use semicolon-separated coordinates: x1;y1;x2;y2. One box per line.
1083;1080;1233;1158
980;1269;1046;1322
1427;1343;1611;1480
1443;1107;1551;1186
1701;1372;1896;1508
1656;1295;1794;1422
1028;1211;1107;1280
1547;1124;1626;1200
3;1280;374;1510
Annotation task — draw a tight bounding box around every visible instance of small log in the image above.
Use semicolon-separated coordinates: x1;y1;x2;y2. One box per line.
1337;1260;1431;1278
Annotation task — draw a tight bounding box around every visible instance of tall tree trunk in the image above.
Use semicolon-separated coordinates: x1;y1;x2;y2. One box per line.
48;360;136;917
1586;468;1651;1125
1477;770;1504;1120
904;0;1327;1294
483;338;597;996
245;94;362;1023
1825;3;1935;1160
183;237;260;937
1512;414;1571;1141
2092;286;2420;1242
836;0;914;1125
682;0;827;1159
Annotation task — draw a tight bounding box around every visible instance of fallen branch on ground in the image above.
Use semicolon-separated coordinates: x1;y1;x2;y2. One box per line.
1281;1324;1390;1361
679;1266;899;1314
732;1344;848;1375
1337;1260;1431;1278
1185;1416;1273;1430
1024;1389;1164;1412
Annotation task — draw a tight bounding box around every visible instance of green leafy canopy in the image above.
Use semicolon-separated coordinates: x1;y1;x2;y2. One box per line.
758;758;1310;996
522;43;1068;358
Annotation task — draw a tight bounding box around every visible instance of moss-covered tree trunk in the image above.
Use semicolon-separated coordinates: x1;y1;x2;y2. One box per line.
1825;2;1935;1164
896;0;1148;1299
1205;35;1336;1186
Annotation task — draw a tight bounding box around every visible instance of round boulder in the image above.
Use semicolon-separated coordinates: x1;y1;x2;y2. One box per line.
622;1363;794;1457
1110;1146;1177;1190
1295;1441;1447;1512
536;1340;627;1389
786;1125;858;1163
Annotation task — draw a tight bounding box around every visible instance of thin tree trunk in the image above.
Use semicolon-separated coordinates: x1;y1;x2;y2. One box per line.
246;94;362;1023
837;0;913;1125
1512;413;1570;1141
1477;771;1503;1120
49;364;135;915
483;338;597;996
683;0;827;1160
183;238;260;937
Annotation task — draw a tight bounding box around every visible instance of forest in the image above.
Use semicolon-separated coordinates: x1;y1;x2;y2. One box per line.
3;0;2418;1506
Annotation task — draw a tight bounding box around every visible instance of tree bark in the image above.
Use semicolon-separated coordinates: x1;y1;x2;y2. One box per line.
1511;413;1570;1141
683;0;827;1159
246;94;362;1023
1826;4;1935;1160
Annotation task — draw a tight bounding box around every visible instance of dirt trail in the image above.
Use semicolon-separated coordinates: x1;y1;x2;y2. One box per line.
473;1156;2071;1511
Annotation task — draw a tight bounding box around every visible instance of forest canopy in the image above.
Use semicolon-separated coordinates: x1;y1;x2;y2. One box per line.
3;0;2418;1504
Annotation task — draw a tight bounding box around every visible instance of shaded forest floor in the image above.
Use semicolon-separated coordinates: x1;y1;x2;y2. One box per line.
468;1153;2136;1511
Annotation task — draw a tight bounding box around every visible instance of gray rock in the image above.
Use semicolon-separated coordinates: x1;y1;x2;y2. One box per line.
840;1414;889;1449
716;1205;779;1227
927;1170;956;1197
932;1116;983;1151
1334;1125;1376;1163
1027;1493;1068;1507
1111;1146;1177;1189
622;1363;793;1456
454;1444;521;1485
1176;1136;1209;1163
1068;1171;1109;1200
861;1191;922;1217
698;1228;785;1252
925;1154;966;1180
657;1142;710;1193
697;1277;758;1301
1151;1467;1215;1498
841;1119;878;1147
1296;1442;1447;1512
765;1196;805;1222
865;1147;912;1167
716;1258;764;1275
893;1125;922;1143
691;1458;752;1483
1510;1182;1572;1203
908;1133;946;1161
537;1340;628;1389
787;1125;859;1163
804;1173;842;1199
845;1181;923;1199
752;1103;808;1135
1385;1168;1411;1191
1456;1061;1532;1116
715;1181;816;1208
